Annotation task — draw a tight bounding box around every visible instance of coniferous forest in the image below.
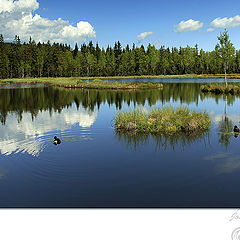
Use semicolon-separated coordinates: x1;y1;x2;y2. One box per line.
1;34;240;79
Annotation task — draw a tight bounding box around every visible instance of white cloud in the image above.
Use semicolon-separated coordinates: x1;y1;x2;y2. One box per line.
136;32;153;41
62;21;95;39
210;15;240;28
174;19;203;33
0;0;96;43
206;27;215;32
0;0;39;13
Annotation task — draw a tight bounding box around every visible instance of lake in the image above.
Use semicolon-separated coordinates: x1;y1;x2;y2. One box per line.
0;79;240;207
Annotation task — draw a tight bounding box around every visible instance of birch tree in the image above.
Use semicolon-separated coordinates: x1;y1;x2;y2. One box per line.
216;29;235;88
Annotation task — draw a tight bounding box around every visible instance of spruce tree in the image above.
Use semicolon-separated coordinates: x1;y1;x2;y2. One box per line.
73;43;79;59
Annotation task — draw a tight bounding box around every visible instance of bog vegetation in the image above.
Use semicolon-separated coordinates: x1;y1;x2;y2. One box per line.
0;30;239;79
114;107;211;134
57;80;163;89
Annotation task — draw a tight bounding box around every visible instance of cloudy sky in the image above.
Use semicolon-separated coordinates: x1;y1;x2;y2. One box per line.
1;0;240;50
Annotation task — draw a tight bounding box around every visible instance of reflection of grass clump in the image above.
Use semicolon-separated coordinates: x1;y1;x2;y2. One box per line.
201;83;240;94
114;107;211;134
116;131;209;151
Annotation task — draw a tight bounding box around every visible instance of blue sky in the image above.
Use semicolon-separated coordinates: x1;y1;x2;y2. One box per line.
1;0;240;50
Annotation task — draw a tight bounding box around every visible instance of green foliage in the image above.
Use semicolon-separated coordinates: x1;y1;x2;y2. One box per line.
0;33;239;79
216;29;235;69
216;29;235;86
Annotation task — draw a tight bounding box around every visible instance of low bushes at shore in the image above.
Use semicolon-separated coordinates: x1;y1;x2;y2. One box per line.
114;107;211;134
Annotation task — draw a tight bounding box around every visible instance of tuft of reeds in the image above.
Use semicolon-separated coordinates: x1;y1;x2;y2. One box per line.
201;83;240;94
114;107;211;134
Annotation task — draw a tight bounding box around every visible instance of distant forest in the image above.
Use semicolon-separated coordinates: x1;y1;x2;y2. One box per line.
1;34;240;79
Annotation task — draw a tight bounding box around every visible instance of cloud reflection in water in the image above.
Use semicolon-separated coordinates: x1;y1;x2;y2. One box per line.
0;106;98;157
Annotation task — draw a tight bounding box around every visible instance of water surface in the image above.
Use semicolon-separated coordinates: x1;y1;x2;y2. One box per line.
0;80;240;207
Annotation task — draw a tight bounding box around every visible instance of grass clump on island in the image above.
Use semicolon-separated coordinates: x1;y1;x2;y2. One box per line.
201;83;240;94
114;107;211;134
60;79;163;90
0;78;163;90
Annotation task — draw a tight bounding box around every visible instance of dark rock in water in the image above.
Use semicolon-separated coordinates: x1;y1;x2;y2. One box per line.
234;125;240;133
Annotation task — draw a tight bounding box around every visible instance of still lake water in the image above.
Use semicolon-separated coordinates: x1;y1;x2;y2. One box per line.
1;79;240;207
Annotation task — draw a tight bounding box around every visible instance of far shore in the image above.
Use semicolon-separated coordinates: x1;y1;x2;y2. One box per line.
2;73;240;82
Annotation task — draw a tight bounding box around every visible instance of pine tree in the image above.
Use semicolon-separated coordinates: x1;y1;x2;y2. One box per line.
73;43;79;59
0;34;4;46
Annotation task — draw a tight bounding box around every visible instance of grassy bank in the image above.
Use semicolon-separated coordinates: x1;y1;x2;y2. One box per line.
114;107;211;134
201;83;240;94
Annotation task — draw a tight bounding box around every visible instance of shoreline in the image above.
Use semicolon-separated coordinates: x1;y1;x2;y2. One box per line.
1;74;240;82
1;74;240;89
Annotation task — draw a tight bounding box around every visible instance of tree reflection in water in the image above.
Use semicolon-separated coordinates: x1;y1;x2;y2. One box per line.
217;95;235;148
0;82;216;124
1;82;240;151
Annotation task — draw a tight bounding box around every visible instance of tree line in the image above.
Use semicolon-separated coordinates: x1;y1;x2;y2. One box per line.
0;33;240;79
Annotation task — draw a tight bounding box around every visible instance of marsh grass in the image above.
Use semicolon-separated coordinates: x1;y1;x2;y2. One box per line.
114;107;211;134
61;80;163;90
201;83;240;94
0;78;163;90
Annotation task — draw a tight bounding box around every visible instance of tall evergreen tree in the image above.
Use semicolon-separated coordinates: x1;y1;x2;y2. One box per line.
73;43;79;59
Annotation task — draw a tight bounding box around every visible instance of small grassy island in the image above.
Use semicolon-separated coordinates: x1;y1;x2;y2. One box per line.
114;107;211;134
201;83;240;94
59;80;163;90
0;78;163;90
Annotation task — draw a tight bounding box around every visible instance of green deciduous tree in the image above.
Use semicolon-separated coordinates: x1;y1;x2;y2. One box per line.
216;29;235;87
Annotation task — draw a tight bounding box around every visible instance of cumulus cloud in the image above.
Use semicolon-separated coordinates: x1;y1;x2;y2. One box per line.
136;32;153;41
0;0;96;43
206;27;215;32
0;0;39;13
210;15;240;28
174;19;203;33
